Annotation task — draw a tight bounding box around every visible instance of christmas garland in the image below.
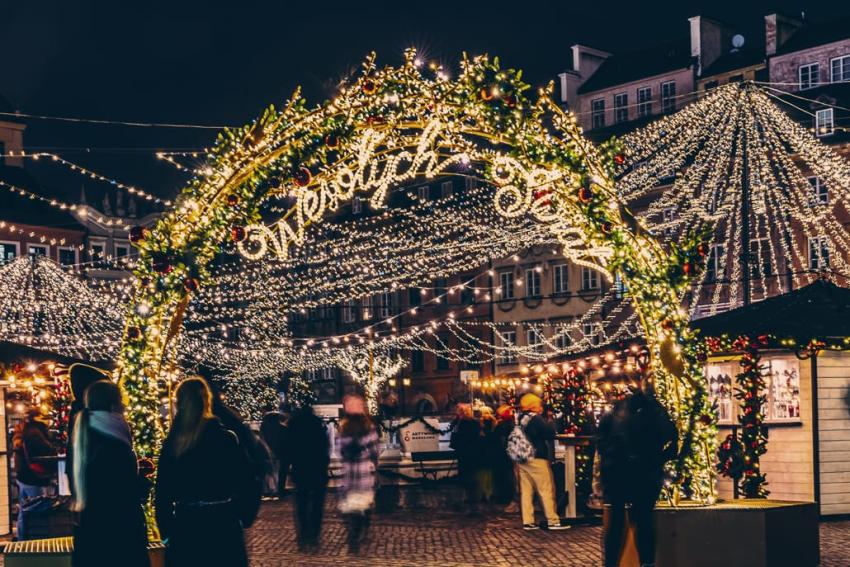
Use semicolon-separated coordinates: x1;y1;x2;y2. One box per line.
378;415;445;435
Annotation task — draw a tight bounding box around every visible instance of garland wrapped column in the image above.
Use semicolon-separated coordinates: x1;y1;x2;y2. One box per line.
733;336;769;498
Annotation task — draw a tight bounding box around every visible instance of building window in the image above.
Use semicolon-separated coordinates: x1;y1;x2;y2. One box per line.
361;295;373;320
377;291;392;318
409;287;421;307
499;271;515;299
115;244;130;258
0;242;18;264
433;278;447;298
830;56;850;83
799;63;820;90
809;236;830;270
815;108;834;136
441;181;453;199
554;331;570;350
661;81;676;113
525;268;541;297
58;247;77;266
808;176;828;205
342;299;355;323
581;267;599;291
614;93;628;123
352;196;362;214
28;245;48;257
591;98;605;129
412;350;424;372
526;328;544;354
707;244;725;282
582;322;600;345
499;331;517;364
704;80;719;90
436;335;450;370
464;177;477;191
417;185;430;201
637;87;651;117
749;239;772;279
614;273;627;298
553;263;568;294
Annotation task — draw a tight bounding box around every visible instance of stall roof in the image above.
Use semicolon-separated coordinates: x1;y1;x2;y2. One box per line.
0;341;112;370
693;280;850;341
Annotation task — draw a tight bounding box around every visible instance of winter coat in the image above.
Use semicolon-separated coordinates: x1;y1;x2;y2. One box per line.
519;412;557;461
155;418;255;567
13;420;55;486
450;418;482;473
72;428;149;567
287;408;330;488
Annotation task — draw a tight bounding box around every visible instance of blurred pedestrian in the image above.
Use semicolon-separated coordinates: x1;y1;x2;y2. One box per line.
493;405;516;508
288;404;330;551
71;380;149;567
155;377;255;567
515;394;567;531
479;410;499;503
337;394;379;553
66;364;109;497
13;408;56;540
260;410;287;497
597;383;678;567
450;404;482;513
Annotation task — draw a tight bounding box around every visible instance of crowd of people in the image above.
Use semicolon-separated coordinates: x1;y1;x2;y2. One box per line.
9;367;678;567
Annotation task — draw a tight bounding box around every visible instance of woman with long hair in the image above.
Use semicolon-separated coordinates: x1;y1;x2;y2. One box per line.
155;377;254;567
337;394;379;554
71;380;149;567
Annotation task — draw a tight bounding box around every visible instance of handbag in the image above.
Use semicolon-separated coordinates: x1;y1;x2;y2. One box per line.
338;489;375;514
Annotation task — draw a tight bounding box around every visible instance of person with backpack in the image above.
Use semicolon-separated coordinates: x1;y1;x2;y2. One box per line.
508;394;568;531
597;384;678;567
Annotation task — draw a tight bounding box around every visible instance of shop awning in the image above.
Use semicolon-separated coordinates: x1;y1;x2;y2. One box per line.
693;280;850;341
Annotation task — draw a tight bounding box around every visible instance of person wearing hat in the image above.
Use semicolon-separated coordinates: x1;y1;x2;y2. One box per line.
493;405;517;508
517;393;568;530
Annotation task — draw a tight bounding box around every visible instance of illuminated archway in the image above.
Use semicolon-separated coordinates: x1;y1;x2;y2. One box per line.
117;50;716;502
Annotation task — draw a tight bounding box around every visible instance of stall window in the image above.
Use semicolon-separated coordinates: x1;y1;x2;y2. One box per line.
705;361;736;424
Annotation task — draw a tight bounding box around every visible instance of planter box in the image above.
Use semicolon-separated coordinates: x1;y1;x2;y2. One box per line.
607;500;819;567
4;537;165;567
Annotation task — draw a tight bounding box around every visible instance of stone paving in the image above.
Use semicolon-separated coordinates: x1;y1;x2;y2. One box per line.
247;499;850;566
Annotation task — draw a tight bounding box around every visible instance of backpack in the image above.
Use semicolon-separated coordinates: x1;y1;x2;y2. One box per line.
506;417;536;464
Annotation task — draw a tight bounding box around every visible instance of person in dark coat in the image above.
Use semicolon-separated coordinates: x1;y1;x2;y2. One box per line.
597;385;678;567
493;405;516;507
260;410;290;498
287;405;330;551
155;377;255;567
13;408;56;540
449;404;482;512
66;364;110;497
71;380;149;567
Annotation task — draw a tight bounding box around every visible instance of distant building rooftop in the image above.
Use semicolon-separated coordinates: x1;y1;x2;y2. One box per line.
578;39;694;95
776;16;850;56
0;165;86;231
701;48;765;79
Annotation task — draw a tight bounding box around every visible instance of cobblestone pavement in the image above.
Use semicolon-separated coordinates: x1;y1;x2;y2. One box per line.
247;499;850;566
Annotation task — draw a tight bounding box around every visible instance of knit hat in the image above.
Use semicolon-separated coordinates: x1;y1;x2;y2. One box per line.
496;404;514;420
519;393;542;413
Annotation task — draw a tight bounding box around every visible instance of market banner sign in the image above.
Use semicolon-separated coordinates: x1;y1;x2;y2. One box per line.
400;418;441;453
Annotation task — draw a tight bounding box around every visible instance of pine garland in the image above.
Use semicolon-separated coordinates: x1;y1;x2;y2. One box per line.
733;336;769;498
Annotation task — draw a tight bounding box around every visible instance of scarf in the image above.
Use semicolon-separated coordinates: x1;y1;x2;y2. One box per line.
72;410;135;511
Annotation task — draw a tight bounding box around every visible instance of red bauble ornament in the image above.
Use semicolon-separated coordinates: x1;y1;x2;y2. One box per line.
613;153;626;165
129;226;147;244
601;221;614;234
578;186;594;203
697;243;709;257
183;277;199;292
480;87;493;101
362;79;377;95
661;319;675;331
231;226;246;243
505;95;517;108
324;134;339;149
699;414;713;426
226;194;240;207
151;254;172;274
683;261;694;276
293;167;312;187
127;326;142;340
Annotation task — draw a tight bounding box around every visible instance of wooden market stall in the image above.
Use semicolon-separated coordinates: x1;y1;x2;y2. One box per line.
696;280;850;516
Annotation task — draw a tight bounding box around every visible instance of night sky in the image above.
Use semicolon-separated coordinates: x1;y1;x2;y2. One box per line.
3;1;849;203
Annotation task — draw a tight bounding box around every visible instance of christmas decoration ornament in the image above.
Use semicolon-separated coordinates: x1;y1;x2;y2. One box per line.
293;167;312;187
129;226;148;244
230;226;246;243
226;194;240;207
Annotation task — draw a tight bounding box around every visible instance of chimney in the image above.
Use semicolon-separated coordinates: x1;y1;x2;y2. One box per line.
690;15;735;77
765;13;803;56
559;45;611;109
